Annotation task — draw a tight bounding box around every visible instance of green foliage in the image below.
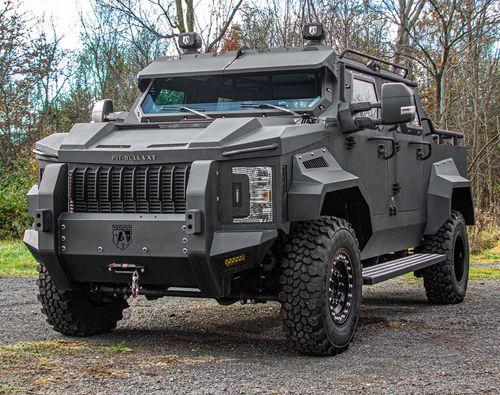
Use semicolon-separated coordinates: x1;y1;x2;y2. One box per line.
0;158;37;239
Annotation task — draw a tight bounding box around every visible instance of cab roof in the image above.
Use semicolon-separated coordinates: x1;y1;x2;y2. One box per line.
137;46;336;80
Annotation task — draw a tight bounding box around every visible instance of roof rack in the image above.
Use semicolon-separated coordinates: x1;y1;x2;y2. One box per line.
339;48;409;78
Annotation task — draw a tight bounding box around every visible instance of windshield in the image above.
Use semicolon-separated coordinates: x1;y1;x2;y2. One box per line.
141;69;322;114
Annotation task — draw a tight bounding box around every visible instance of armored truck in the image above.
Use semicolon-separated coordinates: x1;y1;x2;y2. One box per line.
25;24;474;355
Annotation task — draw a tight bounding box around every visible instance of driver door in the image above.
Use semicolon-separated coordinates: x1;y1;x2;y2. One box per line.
345;71;389;215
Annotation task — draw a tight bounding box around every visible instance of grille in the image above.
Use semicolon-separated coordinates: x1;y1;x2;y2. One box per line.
68;164;190;214
303;156;329;169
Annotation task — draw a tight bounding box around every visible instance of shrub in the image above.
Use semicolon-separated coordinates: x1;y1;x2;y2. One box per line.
0;158;37;238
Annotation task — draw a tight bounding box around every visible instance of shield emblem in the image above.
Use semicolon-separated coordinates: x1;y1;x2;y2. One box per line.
309;25;318;36
182;35;190;45
112;224;132;251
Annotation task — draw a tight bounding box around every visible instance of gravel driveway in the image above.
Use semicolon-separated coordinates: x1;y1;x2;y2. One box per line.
0;276;498;394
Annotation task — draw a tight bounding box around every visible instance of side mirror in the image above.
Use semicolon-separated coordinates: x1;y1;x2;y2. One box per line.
91;99;113;123
380;83;416;125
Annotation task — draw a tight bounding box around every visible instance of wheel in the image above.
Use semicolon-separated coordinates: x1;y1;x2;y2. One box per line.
418;211;469;304
278;217;362;356
37;263;128;336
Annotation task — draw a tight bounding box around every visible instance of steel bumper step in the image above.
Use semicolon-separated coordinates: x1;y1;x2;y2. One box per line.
362;253;446;285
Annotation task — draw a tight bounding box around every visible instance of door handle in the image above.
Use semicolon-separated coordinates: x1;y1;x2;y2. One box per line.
368;136;397;159
409;141;432;160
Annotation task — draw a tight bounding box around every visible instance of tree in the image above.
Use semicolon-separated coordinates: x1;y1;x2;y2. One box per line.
96;0;244;53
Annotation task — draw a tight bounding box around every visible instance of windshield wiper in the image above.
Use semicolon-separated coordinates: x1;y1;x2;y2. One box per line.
240;103;300;117
160;106;213;120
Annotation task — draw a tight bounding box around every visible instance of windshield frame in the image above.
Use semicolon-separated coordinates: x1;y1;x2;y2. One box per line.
135;67;333;122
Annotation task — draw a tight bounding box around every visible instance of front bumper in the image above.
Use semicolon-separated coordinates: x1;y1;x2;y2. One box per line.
24;161;277;298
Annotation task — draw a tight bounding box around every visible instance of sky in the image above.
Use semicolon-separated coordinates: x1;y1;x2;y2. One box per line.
20;0;243;51
22;0;92;49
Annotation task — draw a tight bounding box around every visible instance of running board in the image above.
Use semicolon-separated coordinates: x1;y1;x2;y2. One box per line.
362;253;446;285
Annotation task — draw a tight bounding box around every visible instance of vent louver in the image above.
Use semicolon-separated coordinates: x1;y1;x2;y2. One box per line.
303;156;329;169
147;143;187;148
95;144;131;149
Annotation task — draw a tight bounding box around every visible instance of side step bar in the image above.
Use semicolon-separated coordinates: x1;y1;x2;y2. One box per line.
362;253;446;285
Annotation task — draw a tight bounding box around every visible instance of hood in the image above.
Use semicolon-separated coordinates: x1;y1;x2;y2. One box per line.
35;117;329;165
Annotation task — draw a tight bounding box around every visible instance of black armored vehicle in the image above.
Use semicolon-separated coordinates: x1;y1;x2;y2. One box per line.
25;24;474;355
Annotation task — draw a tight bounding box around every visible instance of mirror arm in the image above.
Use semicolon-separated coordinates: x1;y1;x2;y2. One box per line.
354;117;381;130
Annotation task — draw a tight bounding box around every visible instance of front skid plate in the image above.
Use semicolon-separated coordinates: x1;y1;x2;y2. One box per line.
59;213;186;258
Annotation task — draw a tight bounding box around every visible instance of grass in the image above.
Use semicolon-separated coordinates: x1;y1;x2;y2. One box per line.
98;341;133;354
0;340;87;363
471;243;500;264
0;239;37;277
1;237;498;280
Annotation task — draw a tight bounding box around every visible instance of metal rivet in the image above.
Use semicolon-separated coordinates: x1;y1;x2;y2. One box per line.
182;248;188;254
327;88;332;92
97;246;103;253
319;105;325;110
182;238;187;244
61;224;65;230
61;246;66;252
61;236;66;242
323;149;326;152
142;247;148;253
181;225;187;231
298;156;302;160
311;152;314;156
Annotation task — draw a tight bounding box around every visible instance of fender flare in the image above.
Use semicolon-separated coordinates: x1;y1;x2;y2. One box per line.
424;158;474;235
287;148;368;222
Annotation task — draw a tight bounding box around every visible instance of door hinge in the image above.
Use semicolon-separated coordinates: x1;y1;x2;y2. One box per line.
345;136;356;150
392;181;401;195
389;196;398;216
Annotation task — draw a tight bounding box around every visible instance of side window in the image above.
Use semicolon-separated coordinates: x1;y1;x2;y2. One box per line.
352;76;378;118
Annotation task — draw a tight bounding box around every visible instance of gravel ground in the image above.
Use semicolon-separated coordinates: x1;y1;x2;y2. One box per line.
0;276;498;394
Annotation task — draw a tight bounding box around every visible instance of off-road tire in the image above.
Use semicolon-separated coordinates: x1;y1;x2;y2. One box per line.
418;211;469;304
37;263;128;336
279;217;362;356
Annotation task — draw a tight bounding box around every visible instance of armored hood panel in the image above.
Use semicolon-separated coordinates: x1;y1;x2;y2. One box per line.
138;47;335;79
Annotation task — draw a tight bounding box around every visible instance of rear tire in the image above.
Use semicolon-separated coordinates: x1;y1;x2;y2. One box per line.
279;218;362;356
37;263;128;336
418;211;469;304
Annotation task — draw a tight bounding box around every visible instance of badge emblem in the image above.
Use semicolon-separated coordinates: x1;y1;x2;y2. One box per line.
112;224;132;250
308;25;318;35
182;35;190;45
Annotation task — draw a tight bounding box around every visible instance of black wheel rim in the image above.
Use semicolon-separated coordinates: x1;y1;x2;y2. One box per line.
454;234;466;282
328;249;354;325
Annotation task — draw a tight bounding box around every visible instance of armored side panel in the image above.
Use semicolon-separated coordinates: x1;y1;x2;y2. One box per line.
424;158;474;235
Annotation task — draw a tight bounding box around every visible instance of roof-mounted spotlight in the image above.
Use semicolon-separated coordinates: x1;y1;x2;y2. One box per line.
178;32;202;53
302;23;325;45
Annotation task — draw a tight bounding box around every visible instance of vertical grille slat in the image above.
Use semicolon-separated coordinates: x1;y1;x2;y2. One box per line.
68;163;190;214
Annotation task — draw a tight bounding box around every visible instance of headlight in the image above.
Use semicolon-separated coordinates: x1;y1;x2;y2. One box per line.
232;166;273;223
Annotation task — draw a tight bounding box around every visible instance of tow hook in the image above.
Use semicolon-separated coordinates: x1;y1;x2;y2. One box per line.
131;270;140;299
107;263;145;299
